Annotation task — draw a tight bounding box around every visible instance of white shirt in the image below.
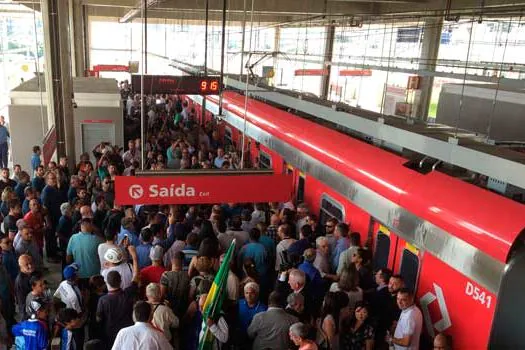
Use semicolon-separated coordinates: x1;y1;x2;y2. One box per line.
102;263;134;290
53;280;82;313
275;238;296;271
394;305;423;350
112;322;173;350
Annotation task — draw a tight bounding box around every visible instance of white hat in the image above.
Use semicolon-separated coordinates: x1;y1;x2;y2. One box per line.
149;245;164;261
104;247;124;264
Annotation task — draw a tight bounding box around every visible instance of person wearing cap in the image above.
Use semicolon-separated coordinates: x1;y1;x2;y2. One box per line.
53;263;83;314
66;218;103;287
140;245;167;286
96;246;139;348
12;298;49;350
102;246;136;290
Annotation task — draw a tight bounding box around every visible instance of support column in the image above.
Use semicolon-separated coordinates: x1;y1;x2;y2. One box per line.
41;0;76;168
320;23;335;100
416;16;443;120
69;0;86;77
273;27;280;85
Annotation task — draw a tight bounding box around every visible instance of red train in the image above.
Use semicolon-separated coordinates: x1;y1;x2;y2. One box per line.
186;91;525;349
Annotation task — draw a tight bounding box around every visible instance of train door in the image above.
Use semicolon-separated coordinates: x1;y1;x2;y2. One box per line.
394;239;422;293
284;163;306;205
371;221;398;271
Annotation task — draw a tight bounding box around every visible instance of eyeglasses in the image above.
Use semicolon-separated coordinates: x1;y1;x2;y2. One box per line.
325;225;334;228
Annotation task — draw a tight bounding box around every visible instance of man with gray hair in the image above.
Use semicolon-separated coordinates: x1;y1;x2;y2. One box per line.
145;283;179;345
286;292;310;323
289;322;317;350
237;281;267;346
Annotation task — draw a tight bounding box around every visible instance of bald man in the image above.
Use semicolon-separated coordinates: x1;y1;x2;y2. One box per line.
433;333;451;350
14;254;36;316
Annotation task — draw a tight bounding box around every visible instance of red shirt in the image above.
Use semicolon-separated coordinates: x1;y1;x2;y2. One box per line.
23;211;45;248
140;265;167;285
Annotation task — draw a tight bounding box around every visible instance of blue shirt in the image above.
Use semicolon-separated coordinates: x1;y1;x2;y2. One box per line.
136;243;153;269
238;242;268;277
287;238;311;258
15;182;26;203
31;153;41;172
67;187;77;203
237;298;267;334
12;319;48;350
298;261;325;299
1;250;19;281
66;232;104;278
118;228;140;247
61;328;76;350
31;176;45;194
0;125;9;144
332;237;350;271
41;185;62;223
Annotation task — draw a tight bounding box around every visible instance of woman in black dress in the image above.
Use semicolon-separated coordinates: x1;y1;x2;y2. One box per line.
340;302;375;350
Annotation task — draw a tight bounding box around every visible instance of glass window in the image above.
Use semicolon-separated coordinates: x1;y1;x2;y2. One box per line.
296;175;305;204
319;194;344;225
374;232;391;269
400;249;419;292
259;150;272;169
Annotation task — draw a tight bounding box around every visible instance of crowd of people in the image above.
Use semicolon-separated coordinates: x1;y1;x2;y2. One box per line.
0;89;453;350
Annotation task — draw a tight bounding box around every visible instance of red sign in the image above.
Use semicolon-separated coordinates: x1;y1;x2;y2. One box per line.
93;64;129;73
339;69;372;77
294;69;329;76
115;174;293;205
42;126;56;165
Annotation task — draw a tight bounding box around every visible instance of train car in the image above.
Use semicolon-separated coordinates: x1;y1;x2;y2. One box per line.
186;91;525;349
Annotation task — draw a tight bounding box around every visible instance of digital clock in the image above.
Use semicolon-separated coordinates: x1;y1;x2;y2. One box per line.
131;75;222;95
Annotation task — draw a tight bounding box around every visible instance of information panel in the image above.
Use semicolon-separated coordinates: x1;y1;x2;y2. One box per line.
115;174;292;205
131;75;221;95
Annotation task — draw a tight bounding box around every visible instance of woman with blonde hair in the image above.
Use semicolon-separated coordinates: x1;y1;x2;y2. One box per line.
330;265;363;311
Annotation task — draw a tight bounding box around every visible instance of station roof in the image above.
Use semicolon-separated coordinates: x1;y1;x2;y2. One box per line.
14;0;525;22
12;75;119;94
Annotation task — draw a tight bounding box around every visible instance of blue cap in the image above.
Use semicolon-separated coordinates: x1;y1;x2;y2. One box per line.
63;263;80;280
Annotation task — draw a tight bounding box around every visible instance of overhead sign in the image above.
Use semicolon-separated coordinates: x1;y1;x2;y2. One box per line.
294;69;329;76
115;174;293;205
339;69;372;77
93;64;130;72
131;75;221;95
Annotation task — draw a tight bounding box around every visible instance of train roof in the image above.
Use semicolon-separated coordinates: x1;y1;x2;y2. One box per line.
218;91;525;263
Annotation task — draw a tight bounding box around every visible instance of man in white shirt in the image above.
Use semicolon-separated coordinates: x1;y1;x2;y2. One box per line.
102;247;137;290
53;263;83;313
112;301;173;350
390;288;423;350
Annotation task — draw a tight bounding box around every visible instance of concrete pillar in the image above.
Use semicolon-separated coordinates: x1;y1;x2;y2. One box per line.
320;24;335;99
41;0;76;167
417;16;443;120
69;0;87;77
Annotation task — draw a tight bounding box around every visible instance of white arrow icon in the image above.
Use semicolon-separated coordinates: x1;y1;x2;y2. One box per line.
420;283;452;338
129;184;144;199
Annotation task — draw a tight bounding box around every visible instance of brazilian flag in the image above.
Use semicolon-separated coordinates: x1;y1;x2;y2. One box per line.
198;239;235;350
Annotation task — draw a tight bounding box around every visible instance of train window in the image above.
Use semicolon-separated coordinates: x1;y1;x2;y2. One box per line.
399;249;419;292
319;194;344;225
259;150;272;169
297;175;305;203
373;233;390;270
224;126;232;146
